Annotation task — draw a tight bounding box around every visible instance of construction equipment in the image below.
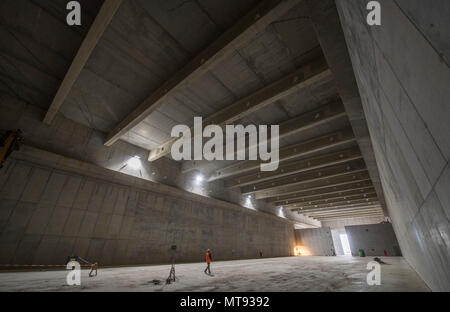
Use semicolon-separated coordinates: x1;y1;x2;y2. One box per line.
68;256;98;277
0;129;24;168
166;245;177;284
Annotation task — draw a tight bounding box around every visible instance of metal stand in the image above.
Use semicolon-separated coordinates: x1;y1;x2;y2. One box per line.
78;257;98;277
166;264;176;284
166;245;177;284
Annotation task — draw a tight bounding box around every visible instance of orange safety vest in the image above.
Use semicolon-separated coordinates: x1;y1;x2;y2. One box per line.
205;252;211;263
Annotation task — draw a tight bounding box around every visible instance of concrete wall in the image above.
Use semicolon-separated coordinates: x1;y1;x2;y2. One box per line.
294;227;335;256
345;223;401;257
0;0;320;228
322;216;385;229
0;92;318;227
336;0;450;291
0;92;232;202
0;146;296;266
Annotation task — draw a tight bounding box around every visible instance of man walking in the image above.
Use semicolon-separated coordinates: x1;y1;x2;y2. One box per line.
204;249;212;275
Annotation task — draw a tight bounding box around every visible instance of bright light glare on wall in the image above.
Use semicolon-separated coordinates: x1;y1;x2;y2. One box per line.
279;206;286;218
242;194;255;209
195;174;204;184
294;245;311;256
127;156;141;169
340;234;352;255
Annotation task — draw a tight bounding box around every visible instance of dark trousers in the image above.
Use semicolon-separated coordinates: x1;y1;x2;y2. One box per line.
204;262;211;274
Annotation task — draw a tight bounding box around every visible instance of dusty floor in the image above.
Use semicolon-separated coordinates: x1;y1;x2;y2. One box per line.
0;256;429;292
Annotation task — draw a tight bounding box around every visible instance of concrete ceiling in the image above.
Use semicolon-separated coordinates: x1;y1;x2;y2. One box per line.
59;0;325;150
0;0;385;221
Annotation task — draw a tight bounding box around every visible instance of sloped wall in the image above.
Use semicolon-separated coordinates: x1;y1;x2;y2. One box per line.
295;227;335;256
0;91;318;226
330;228;345;256
0;146;296;266
336;0;450;291
345;223;401;257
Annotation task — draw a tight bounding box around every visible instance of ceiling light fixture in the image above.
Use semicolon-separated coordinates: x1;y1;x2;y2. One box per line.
127;156;141;169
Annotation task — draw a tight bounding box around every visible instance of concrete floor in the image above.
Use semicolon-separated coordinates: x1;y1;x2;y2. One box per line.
0;256;429;292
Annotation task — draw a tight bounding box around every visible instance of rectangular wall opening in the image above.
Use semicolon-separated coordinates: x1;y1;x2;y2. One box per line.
339;234;352;255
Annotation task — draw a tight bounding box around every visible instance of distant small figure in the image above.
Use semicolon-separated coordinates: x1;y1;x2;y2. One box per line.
204;249;212;275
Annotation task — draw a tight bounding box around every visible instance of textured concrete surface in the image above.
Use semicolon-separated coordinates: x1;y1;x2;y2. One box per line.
0;256;429;292
346;223;401;257
0;70;320;227
322;215;385;229
0;90;310;224
295;228;335;256
395;0;450;66
331;228;345;256
0;148;296;266
1;0;444;292
0;0;381;225
336;0;450;291
0;0;311;221
0;0;103;111
305;0;388;215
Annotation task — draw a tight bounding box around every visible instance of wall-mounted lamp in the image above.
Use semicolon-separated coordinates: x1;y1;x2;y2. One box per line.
195;174;204;184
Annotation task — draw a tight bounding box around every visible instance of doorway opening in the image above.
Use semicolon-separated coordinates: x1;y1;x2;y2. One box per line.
339;234;352;255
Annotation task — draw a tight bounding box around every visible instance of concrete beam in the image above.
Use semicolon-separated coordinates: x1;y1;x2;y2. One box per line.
296;204;382;214
206;126;353;181
306;210;383;218
290;192;377;207
104;0;301;146
43;0;123;124
290;198;380;212
267;179;373;203
225;146;361;188
303;206;382;216
315;212;384;220
148;56;331;161
272;186;375;206
314;214;384;221
305;0;388;215
273;100;346;140
310;211;383;220
309;212;382;219
255;171;371;199
282;191;377;209
286;194;379;210
185;100;346;174
242;159;366;195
